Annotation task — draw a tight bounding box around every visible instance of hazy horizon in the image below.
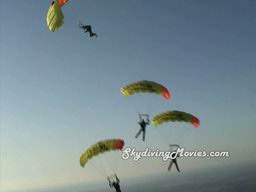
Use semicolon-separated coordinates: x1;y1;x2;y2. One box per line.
10;162;256;192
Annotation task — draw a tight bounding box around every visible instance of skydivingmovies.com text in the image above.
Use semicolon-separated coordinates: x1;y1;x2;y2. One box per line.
121;147;230;162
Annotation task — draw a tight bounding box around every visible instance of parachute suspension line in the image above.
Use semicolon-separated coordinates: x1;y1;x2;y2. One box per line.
127;96;141;115
131;104;140;117
78;20;83;28
122;96;140;126
97;155;109;178
86;160;104;178
156;128;170;147
124;95;148;118
112;150;121;175
163;126;194;148
137;95;156;116
155;123;182;148
90;156;107;178
102;151;115;175
179;129;196;147
145;94;160;117
112;153;119;175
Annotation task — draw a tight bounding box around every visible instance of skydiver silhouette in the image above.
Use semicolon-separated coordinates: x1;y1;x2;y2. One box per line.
108;174;121;192
168;152;180;172
168;145;180;172
78;21;97;37
135;114;150;142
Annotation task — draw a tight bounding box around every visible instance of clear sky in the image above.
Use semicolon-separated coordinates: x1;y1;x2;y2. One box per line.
1;0;256;192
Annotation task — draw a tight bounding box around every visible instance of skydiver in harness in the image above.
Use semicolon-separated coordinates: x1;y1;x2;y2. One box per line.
135;114;150;142
168;144;181;172
78;21;97;37
108;174;121;192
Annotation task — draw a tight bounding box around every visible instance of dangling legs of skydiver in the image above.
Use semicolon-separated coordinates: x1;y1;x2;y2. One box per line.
84;29;97;37
174;159;180;172
142;127;146;141
135;127;146;141
168;159;180;172
135;128;143;138
89;32;97;37
168;160;173;171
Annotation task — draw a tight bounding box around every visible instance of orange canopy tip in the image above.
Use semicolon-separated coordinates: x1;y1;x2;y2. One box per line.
58;0;68;7
116;140;125;150
162;87;171;100
192;118;200;128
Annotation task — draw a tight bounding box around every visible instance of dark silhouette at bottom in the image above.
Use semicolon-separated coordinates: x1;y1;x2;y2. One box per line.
108;174;121;192
168;152;180;172
168;144;181;172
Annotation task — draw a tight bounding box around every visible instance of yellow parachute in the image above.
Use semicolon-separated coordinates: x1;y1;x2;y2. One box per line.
80;139;125;167
152;110;200;128
121;80;171;100
46;0;68;32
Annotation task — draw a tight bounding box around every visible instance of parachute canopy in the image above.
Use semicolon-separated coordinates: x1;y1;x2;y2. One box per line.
80;139;125;167
152;110;200;128
46;0;68;32
121;80;171;100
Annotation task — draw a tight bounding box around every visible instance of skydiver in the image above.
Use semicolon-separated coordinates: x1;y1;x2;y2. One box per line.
135;114;150;142
168;145;180;172
108;174;121;192
78;21;97;37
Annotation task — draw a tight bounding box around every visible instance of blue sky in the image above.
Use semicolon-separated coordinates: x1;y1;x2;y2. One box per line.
1;0;256;191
